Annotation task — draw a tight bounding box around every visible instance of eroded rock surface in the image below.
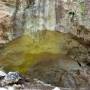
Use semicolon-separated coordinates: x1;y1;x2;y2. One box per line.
30;56;90;88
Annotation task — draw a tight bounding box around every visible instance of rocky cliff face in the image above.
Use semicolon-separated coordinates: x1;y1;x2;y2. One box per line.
0;0;90;35
0;0;90;89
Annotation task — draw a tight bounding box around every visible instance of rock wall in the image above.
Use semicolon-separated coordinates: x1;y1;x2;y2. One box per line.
24;0;90;32
24;0;56;33
0;0;90;40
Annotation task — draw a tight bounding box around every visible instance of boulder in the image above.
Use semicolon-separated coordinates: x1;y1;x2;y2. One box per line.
2;72;21;86
0;71;6;79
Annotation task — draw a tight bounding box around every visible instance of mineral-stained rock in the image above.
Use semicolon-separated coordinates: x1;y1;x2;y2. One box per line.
0;12;10;42
0;0;90;89
0;4;13;44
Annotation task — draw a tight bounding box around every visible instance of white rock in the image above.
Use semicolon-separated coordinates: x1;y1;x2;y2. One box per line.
0;71;7;77
1;72;21;86
8;86;15;90
0;86;15;90
5;72;21;82
0;87;7;90
52;87;60;90
34;79;52;87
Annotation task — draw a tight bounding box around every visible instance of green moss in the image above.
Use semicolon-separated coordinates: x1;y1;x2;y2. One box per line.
0;30;79;74
79;2;86;16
